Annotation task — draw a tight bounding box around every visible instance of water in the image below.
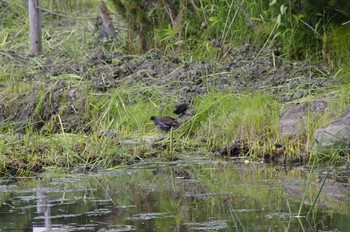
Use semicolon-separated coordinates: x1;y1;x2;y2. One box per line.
0;158;349;231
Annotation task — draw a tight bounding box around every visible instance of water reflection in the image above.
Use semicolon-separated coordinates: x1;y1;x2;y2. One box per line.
35;186;51;231
0;160;349;231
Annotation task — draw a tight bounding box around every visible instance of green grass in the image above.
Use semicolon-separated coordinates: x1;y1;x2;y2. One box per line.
0;79;349;175
0;0;349;176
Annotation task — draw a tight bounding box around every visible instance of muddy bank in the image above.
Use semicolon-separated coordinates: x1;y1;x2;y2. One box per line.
1;44;334;130
0;43;339;175
90;45;333;101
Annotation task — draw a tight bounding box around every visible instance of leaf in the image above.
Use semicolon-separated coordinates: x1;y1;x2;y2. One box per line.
174;40;184;45
269;0;277;6
209;16;219;22
280;4;286;14
276;14;281;25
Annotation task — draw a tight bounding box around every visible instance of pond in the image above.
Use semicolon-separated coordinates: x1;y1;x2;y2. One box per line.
0;156;349;231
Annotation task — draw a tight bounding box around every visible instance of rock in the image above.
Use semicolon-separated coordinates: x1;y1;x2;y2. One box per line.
68;89;77;98
280;100;328;137
315;108;350;149
283;176;349;207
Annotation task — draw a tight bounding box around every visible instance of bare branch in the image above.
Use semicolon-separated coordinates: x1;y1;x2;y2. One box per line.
237;2;257;30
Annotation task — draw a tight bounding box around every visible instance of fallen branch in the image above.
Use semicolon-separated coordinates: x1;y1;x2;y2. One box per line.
236;2;256;30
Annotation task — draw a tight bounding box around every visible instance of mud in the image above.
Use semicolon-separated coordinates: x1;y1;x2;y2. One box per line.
87;45;333;102
1;43;334;131
0;40;337;174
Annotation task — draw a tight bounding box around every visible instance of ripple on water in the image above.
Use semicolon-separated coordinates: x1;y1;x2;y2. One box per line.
126;212;171;221
184;220;229;231
98;225;136;232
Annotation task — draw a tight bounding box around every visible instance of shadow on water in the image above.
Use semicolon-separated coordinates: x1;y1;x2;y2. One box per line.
0;156;349;231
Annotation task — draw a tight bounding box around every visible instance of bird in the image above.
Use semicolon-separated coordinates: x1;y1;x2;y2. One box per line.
173;103;189;115
150;116;180;132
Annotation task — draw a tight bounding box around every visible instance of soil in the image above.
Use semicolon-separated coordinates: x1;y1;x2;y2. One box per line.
0;44;334;129
0;41;336;174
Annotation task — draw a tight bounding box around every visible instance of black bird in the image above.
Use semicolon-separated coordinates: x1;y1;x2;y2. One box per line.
150;116;180;132
173;103;189;115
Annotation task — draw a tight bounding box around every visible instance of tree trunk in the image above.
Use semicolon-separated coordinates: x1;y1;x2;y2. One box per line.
28;0;42;56
98;1;117;40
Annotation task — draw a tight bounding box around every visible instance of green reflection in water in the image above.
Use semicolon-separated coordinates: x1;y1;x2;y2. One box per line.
0;161;349;231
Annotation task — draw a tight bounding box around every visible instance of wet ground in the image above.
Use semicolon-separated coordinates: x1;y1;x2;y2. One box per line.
0;42;335;134
0;157;349;231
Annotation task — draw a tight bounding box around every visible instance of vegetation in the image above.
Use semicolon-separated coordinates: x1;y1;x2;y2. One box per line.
110;0;350;64
0;0;349;176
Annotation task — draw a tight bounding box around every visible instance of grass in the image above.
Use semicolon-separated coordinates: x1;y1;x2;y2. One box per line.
3;79;347;175
0;0;349;176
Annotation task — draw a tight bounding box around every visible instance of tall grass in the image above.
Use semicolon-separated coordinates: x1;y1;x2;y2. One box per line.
0;79;349;175
1;0;349;176
107;0;350;67
175;92;280;151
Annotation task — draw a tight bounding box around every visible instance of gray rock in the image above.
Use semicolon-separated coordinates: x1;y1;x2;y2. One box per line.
283;176;349;207
280;100;328;137
315;108;350;149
